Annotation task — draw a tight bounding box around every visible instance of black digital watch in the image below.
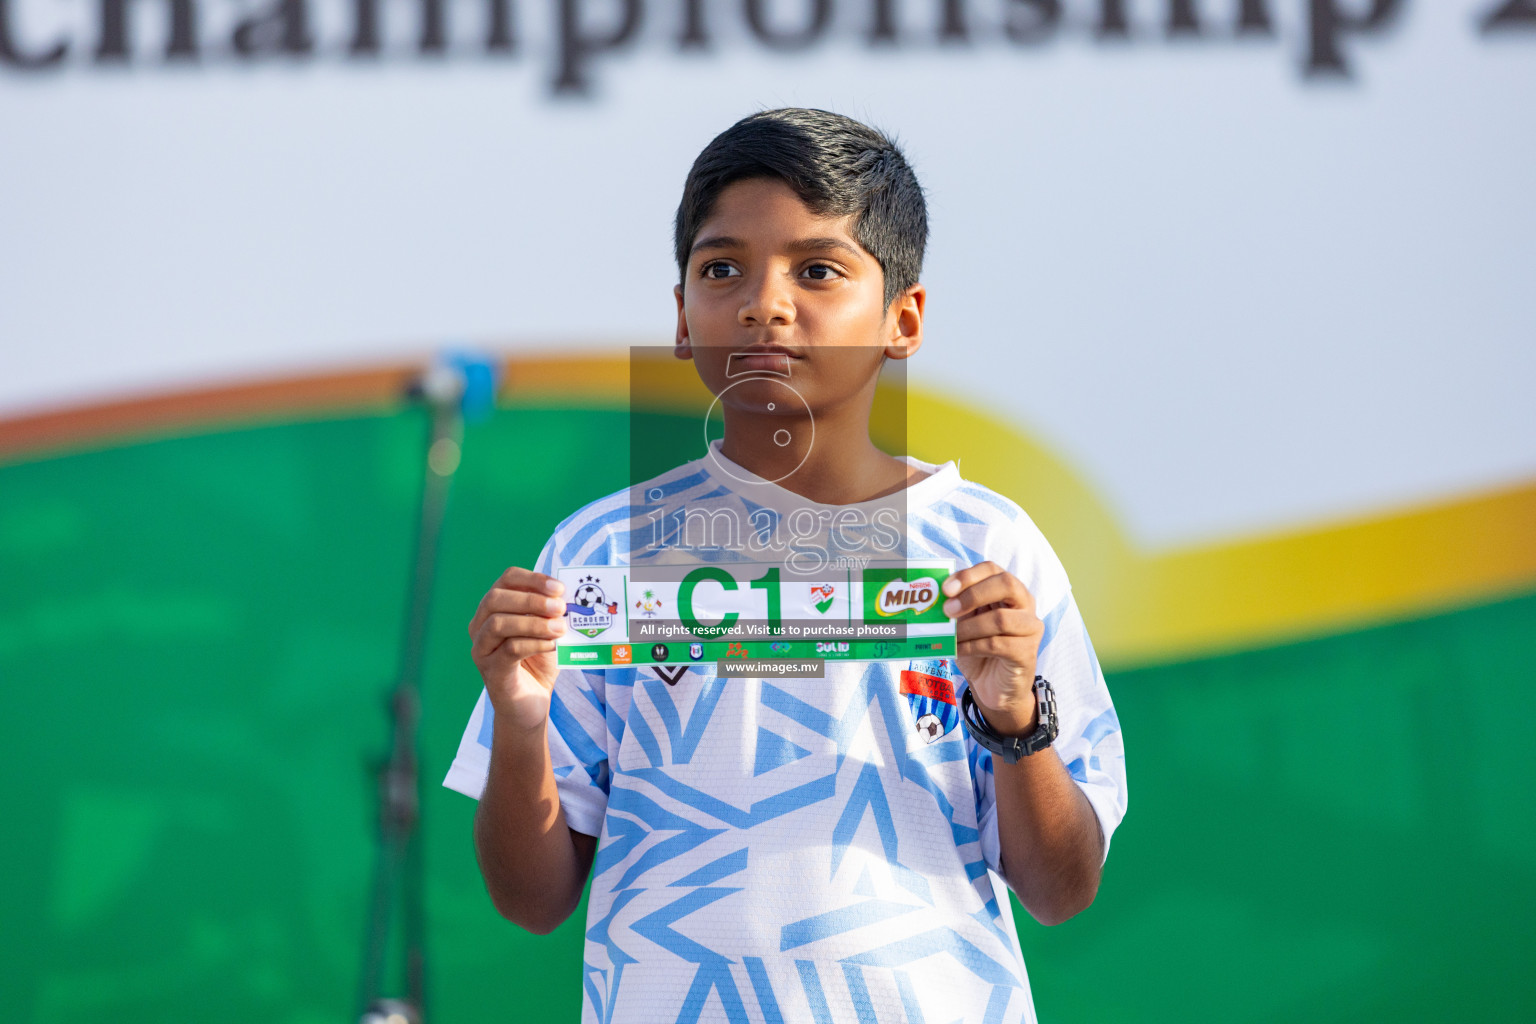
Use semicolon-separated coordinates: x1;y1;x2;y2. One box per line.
960;676;1059;764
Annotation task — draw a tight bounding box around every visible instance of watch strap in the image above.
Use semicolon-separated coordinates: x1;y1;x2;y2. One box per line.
960;676;1059;764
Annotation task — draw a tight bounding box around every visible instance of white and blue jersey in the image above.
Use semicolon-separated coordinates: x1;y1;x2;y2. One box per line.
445;442;1128;1024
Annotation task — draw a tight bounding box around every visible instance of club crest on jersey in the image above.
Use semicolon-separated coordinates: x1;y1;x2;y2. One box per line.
566;574;619;638
901;660;959;744
875;576;939;617
809;583;836;614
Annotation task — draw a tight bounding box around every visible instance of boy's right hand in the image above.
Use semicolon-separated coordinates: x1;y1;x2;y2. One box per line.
467;568;568;731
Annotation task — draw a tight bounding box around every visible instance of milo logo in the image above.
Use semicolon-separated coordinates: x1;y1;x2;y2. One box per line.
875;576;939;617
859;566;952;624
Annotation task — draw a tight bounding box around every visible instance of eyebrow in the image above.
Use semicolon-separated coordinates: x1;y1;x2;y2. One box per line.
689;235;866;261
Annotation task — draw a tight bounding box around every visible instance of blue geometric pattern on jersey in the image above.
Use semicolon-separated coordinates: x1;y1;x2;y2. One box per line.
1082;615;1105;680
983;983;1013;1023
742;957;784;1024
795;960;835;1024
1067;709;1123;782
585;887;641;1021
894;969;928;1024
1038;592;1071;654
910;515;985;569
753;727;812;776
739;498;779;542
831;762;932;903
671;847;748;887
1081;707;1120;748
840;927;1018;985
641;675;729;764
476;700;495;750
560;504;634;564
647;468;711;499
633;886;742;962
760;664;984;861
594;788;727;890
676;960;750;1024
928;499;988;526
551;690;611;793
620;764;838;833
955;484;1022;522
779;898;923;951
842;962;877;1019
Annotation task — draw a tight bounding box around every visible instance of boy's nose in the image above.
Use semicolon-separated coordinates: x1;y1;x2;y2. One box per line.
738;275;795;327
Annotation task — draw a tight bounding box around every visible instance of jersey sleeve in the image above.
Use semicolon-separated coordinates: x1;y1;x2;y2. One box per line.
971;523;1129;880
441;533;615;839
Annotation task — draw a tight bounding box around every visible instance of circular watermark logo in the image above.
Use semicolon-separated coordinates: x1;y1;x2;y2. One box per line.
702;375;816;486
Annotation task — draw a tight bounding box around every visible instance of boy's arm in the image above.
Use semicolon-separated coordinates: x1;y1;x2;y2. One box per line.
467;566;596;934
944;562;1106;926
474;712;597;934
988;727;1105;926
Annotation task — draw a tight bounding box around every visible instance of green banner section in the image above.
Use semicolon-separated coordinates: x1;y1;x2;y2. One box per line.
2;405;1532;1023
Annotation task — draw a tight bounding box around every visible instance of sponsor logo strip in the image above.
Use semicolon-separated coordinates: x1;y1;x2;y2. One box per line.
559;636;954;666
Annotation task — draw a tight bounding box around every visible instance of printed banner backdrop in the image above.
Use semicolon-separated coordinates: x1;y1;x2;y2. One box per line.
2;3;1534;1022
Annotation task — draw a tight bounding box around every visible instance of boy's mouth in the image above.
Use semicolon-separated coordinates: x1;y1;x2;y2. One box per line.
726;346;798;379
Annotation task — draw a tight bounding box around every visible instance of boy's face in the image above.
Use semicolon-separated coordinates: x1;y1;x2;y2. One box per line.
673;177;923;415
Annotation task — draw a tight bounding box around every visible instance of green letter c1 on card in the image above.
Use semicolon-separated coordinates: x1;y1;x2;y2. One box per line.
862;567;951;624
678;565;740;636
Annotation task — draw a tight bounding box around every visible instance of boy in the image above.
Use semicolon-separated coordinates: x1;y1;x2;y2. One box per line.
448;108;1127;1023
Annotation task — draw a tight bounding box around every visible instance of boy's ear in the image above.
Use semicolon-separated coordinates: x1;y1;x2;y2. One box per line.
673;284;693;360
884;283;925;361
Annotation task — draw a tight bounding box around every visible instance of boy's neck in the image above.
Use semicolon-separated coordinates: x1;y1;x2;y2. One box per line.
717;399;929;506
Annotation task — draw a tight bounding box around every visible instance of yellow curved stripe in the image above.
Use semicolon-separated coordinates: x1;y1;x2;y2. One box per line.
5;351;1532;665
904;391;1536;666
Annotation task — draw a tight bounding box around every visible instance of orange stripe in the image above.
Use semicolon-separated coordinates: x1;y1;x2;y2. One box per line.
0;364;416;463
0;353;637;464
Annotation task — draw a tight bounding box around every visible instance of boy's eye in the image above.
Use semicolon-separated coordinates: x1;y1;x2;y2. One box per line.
703;262;740;279
802;264;837;281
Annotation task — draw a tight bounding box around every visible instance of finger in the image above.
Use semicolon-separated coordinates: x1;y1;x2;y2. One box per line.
471;612;568;659
941;561;1005;600
942;568;1033;619
475;630;559;664
469;587;567;637
497;566;565;598
480;636;561;678
955;608;1041;644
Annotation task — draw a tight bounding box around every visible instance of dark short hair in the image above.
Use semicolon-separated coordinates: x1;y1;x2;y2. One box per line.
674;108;928;309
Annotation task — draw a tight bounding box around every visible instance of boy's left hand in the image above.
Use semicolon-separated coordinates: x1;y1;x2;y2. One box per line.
943;562;1044;737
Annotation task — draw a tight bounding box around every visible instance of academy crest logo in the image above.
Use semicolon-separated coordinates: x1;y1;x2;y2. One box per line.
566;574;619;638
